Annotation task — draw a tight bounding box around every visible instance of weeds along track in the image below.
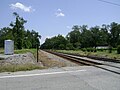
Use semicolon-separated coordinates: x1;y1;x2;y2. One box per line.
44;50;120;75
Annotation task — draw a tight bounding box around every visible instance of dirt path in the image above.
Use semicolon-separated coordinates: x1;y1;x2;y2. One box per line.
38;50;79;68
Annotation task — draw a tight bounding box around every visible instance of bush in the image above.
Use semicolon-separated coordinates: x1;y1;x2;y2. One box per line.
86;48;91;52
59;44;65;50
81;48;86;52
86;48;96;52
66;43;74;50
108;46;112;53
117;45;120;54
94;48;97;52
97;49;104;52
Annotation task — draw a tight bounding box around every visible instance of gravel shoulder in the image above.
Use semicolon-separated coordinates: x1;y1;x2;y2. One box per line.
0;53;37;65
38;50;79;68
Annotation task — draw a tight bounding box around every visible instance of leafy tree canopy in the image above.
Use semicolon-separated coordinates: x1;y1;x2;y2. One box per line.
0;12;41;49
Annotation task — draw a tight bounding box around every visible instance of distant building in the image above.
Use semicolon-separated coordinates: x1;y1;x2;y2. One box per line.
96;46;109;49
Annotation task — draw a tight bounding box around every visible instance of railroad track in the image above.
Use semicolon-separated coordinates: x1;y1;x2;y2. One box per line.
44;50;120;75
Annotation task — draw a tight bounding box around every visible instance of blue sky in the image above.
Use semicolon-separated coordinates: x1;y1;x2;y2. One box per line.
0;0;120;44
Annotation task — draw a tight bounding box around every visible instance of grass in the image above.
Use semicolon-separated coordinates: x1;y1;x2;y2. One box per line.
57;50;120;60
14;49;37;57
0;48;37;55
0;63;45;73
0;48;4;54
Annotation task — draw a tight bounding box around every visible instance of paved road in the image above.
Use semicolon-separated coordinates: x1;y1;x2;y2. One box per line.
0;66;120;90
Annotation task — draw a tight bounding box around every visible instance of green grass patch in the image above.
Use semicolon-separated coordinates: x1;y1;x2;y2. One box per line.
57;50;120;60
0;64;45;73
14;49;36;54
0;48;4;54
0;49;37;55
14;49;37;57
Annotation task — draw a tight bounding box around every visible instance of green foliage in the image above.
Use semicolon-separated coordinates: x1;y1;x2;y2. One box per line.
108;22;120;47
40;22;120;50
86;48;96;52
97;48;104;52
41;35;67;50
80;28;93;48
0;27;13;47
81;48;86;52
66;43;74;50
0;12;41;49
66;25;81;48
108;46;112;53
117;45;120;54
59;44;65;50
10;12;27;49
0;48;4;54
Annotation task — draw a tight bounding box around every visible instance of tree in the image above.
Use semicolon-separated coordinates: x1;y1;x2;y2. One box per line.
80;29;93;48
66;43;74;50
40;35;67;49
0;12;41;49
40;22;120;50
30;30;41;48
99;24;109;46
0;27;13;47
66;25;81;48
10;12;27;49
90;26;101;48
108;22;120;47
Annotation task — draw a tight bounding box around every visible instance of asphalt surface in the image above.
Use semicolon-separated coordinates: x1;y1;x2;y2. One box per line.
0;65;120;90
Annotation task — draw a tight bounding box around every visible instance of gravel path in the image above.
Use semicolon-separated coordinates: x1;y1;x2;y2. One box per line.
40;50;79;67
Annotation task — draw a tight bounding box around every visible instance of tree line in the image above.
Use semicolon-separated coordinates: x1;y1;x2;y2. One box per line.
0;12;41;49
41;22;120;50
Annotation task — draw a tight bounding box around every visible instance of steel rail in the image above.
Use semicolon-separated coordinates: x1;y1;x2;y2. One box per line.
44;50;120;75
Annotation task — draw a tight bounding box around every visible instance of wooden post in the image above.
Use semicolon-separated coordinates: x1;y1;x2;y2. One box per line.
37;43;39;62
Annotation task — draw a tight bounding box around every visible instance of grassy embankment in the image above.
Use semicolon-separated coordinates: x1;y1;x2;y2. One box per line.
0;48;4;54
0;49;45;72
57;49;120;60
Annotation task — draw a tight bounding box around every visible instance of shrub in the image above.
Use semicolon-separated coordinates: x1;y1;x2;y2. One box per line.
117;45;120;54
81;48;86;52
86;48;96;52
66;43;74;50
93;48;97;52
108;46;112;53
59;44;65;50
86;48;91;52
97;49;104;52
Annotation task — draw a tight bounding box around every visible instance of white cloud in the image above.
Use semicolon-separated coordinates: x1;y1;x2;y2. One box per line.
57;8;62;12
56;12;65;17
10;2;35;12
66;26;71;29
55;8;65;17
